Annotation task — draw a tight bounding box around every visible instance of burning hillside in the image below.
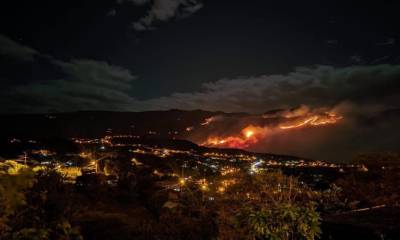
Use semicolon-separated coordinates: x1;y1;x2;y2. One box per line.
198;105;343;149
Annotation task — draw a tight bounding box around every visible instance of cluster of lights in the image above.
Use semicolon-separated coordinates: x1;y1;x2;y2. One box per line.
220;166;240;176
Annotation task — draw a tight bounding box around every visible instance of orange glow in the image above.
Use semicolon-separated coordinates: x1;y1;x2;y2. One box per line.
201;111;343;149
179;178;186;185
279;112;342;129
245;130;254;138
279;116;318;129
202;125;266;148
200;116;216;126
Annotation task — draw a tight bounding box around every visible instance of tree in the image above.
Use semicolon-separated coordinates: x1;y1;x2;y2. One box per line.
215;171;321;240
1;164;82;240
0;164;35;236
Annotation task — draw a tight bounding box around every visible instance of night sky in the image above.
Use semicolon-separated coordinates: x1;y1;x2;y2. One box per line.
1;0;400;113
1;0;400;160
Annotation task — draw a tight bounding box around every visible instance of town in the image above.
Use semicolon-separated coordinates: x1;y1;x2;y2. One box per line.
2;133;361;190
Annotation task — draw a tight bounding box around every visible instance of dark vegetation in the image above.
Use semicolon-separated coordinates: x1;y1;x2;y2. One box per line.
0;110;219;139
1;152;400;240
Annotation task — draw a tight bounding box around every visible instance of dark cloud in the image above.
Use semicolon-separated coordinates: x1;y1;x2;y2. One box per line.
1;59;136;113
142;64;400;113
117;0;150;5
0;35;38;61
0;36;137;113
107;9;117;17
2;36;400;116
377;38;396;46
125;0;203;31
372;55;391;64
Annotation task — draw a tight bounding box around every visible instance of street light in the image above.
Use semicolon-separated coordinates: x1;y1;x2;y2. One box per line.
179;178;186;186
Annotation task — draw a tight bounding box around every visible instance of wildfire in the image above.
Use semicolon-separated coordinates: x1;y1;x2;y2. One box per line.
202;126;266;148
201;117;215;126
279;112;342;129
245;130;254;138
201;110;343;149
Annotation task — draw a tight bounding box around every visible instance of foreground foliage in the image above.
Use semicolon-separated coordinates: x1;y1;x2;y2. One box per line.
213;172;321;240
0;161;82;240
5;152;399;240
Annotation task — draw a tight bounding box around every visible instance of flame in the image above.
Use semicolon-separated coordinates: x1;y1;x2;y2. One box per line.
279;112;342;129
202;125;266;148
201;117;215;126
245;129;254;138
201;110;343;149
